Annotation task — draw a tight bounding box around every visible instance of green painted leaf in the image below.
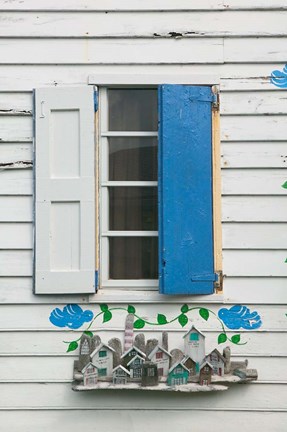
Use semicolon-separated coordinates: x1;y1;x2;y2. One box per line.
84;331;93;338
181;304;189;313
134;319;145;329
199;308;209;321
103;310;112;323
282;181;287;189
231;334;241;344
157;314;168;325
218;333;227;344
67;341;78;352
178;313;188;327
127;305;136;314
285;258;287;263
100;304;109;312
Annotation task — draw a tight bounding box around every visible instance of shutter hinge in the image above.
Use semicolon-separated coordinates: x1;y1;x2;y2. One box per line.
95;270;99;292
214;271;223;292
94;86;99;112
212;86;220;112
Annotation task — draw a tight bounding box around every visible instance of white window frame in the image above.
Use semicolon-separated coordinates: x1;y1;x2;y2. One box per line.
88;74;223;303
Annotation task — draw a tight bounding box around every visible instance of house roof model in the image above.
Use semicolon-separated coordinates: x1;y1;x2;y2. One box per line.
81;362;98;374
90;343;115;358
206;348;226;362
168;362;190;374
113;365;130;376
127;354;145;367
200;361;214;371
121;345;146;359
148;345;172;360
183;325;205;339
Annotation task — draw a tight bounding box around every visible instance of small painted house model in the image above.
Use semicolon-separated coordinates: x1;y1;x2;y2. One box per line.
205;349;226;376
112;365;130;385
167;362;189;386
127;354;145;380
199;362;214;386
183;325;206;371
148;345;172;377
181;355;197;377
121;345;146;368
90;343;115;378
81;362;98;387
141;362;159;387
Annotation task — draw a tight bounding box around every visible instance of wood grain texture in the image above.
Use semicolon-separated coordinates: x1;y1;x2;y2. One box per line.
0;411;286;432
0;38;224;64
0;11;286;38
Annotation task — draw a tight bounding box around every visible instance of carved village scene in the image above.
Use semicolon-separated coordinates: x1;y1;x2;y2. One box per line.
73;314;258;392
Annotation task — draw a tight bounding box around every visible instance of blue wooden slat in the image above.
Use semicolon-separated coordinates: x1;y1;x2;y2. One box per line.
158;85;215;295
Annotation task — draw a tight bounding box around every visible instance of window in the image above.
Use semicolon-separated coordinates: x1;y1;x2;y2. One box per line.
99;88;158;288
33;77;221;296
98;368;107;377
190;333;199;342
156;351;163;360
99;350;107;358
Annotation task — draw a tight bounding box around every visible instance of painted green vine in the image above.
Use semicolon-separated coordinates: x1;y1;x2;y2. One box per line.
63;304;247;353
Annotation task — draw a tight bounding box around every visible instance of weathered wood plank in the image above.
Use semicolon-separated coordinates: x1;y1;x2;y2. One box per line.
224;277;287;304
0;11;286;38
0;382;286;410
0;223;32;249
0;0;224;11
0;411;286;432
0;38;224;64
0;143;32;165
0;169;32;195
222;169;287;195
221;116;287;141
3;114;287;145
221;143;287;168
224;250;287;277
0;197;32;222
222;196;287;222
225;38;287;63
0;251;32;276
0;303;285;331
0;355;284;382
1;0;287;11
0;64;279;91
0;116;31;142
221;91;287;115
0;93;32;115
223;223;287;249
0;276;287;304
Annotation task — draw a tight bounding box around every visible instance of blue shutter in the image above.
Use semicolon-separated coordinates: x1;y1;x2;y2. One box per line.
158;85;216;295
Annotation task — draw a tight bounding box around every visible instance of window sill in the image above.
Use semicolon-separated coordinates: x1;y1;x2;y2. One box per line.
89;290;224;304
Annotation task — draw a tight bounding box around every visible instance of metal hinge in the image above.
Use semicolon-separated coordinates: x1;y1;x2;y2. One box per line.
212;86;220;111
214;271;223;292
94;86;99;112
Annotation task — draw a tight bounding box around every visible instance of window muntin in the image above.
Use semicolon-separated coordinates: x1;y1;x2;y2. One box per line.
99;87;158;289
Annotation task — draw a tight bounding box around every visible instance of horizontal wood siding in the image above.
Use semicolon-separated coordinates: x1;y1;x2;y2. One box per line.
0;1;286;430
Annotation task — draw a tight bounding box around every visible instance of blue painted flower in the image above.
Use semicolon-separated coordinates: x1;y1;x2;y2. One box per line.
270;64;287;88
49;304;94;329
218;305;262;330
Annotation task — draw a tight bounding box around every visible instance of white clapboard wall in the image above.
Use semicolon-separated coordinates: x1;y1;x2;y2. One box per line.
0;1;287;431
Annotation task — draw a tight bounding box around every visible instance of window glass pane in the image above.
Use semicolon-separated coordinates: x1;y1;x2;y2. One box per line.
109;187;158;231
109;138;157;181
109;237;158;279
108;89;157;131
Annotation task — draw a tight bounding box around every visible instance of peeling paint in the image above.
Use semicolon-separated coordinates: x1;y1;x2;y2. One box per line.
0;160;33;169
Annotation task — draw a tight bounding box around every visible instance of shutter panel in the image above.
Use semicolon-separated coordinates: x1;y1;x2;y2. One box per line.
34;87;95;294
158;85;216;295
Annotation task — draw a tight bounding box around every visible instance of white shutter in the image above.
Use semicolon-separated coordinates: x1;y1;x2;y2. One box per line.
34;87;95;294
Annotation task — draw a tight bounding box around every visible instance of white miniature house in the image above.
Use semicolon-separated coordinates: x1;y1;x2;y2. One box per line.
90;343;115;378
183;326;206;370
127;355;145;380
81;362;98;387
